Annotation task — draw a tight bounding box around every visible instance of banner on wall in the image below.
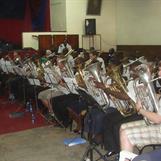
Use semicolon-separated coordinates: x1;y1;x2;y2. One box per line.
29;0;49;31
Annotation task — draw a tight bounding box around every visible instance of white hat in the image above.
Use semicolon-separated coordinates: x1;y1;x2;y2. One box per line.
46;50;52;55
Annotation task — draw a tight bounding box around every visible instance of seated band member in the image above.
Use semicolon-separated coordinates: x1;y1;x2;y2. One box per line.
119;61;161;161
92;60;144;157
86;50;106;75
5;51;24;100
38;55;71;118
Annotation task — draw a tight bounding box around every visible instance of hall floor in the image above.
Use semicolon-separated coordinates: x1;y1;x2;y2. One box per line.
0;126;88;161
0;125;115;161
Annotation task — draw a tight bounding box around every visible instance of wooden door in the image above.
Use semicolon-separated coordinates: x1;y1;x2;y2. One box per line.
38;35;52;50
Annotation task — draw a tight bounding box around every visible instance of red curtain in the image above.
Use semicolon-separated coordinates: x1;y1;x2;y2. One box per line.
0;0;50;47
44;0;51;32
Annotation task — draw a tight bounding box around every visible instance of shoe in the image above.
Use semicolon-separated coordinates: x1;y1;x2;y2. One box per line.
44;113;54;121
49;113;55;117
105;151;116;157
73;129;81;134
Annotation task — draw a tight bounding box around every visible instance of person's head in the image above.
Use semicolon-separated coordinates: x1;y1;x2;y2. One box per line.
89;47;95;52
13;51;20;60
129;61;142;79
75;57;85;69
56;56;65;69
45;50;52;57
31;55;40;64
109;48;115;55
83;51;89;61
63;37;68;46
89;51;98;61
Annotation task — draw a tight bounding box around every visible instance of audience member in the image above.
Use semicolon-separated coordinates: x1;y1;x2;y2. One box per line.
57;37;72;54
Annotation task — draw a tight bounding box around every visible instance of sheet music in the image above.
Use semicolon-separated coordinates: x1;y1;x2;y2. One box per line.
28;78;41;86
13;66;24;76
22;63;32;77
63;77;78;94
44;72;58;85
1;60;9;74
0;59;3;71
29;64;38;78
5;61;15;74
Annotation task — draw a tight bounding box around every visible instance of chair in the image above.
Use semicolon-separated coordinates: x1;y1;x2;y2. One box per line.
137;144;161;155
133;148;161;161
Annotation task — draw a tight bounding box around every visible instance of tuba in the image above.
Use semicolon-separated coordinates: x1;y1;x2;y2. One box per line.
133;63;160;124
85;62;110;110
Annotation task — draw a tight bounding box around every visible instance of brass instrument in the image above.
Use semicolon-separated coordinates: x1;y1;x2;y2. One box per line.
107;65;128;92
123;56;145;68
58;49;75;78
33;59;45;81
106;65;137;117
75;66;87;89
133;64;160;124
85;62;110;109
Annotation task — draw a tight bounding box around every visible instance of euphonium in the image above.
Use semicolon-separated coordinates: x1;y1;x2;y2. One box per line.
133;63;160;125
85;61;110;108
58;49;74;78
35;60;45;81
106;65;136;117
107;65;128;92
75;66;87;89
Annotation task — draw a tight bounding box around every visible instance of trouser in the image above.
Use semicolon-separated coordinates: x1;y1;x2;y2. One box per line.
103;109;143;153
0;73;8;95
51;94;80;127
133;148;161;161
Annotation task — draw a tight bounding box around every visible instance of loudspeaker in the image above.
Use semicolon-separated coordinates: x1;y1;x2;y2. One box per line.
85;19;96;35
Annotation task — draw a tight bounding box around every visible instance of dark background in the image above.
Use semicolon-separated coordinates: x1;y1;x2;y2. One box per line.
0;0;26;19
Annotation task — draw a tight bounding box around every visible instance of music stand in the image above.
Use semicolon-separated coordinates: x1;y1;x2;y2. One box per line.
76;88;109;161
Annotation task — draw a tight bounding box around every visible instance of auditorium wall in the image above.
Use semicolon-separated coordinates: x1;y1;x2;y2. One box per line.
22;0;116;51
116;0;161;45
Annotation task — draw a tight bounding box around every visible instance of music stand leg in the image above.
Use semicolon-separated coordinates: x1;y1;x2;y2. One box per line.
80;115;109;161
22;77;27;105
33;85;39;111
80;143;109;161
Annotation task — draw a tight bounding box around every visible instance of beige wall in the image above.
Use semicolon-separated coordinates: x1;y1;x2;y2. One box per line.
22;0;116;51
50;0;66;31
116;0;161;45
